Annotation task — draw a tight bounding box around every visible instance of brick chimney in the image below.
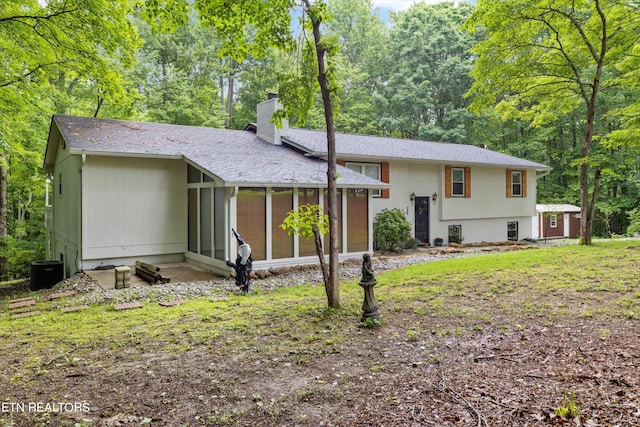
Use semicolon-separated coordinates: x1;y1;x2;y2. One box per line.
256;94;288;145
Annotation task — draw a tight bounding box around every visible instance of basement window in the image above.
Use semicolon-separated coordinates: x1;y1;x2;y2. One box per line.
507;221;519;241
448;225;462;244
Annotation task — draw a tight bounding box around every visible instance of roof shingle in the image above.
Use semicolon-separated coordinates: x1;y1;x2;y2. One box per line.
284;128;550;170
50;115;388;188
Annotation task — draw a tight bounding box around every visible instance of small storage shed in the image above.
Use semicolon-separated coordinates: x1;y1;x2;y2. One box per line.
534;204;581;239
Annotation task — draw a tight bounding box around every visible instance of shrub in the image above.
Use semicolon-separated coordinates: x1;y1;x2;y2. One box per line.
1;236;46;280
374;208;412;252
627;207;640;237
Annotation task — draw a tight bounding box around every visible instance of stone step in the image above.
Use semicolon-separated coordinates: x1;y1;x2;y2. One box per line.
62;305;89;313
8;299;36;310
113;301;143;311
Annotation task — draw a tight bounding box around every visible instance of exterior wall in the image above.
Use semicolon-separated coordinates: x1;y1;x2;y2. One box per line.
371;162;538;245
537;211;581;239
568;213;581;238
51;141;82;278
440;165;536;220
81;156;187;269
431;216;534;243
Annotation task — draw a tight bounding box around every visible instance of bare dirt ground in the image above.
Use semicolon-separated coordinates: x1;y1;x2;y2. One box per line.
3;309;640;426
2;244;640;426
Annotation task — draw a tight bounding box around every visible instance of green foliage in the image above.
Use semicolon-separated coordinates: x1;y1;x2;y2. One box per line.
554;390;580;419
132;14;227;127
466;0;640;243
379;2;477;142
6;237;45;280
626;207;640;237
281;204;329;240
360;317;383;328
373;208;412;252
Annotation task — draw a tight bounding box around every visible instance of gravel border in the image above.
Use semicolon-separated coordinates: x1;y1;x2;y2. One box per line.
24;239;584;309
50;244;544;307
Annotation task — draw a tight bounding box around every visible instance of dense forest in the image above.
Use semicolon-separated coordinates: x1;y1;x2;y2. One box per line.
2;0;639;279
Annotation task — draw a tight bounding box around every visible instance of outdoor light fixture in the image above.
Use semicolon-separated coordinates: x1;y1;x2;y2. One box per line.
410;192;415;201
432;192;438;203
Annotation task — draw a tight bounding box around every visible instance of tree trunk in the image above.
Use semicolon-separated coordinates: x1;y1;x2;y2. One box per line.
312;224;330;291
305;0;340;308
225;60;235;129
0;153;8;280
579;102;598;245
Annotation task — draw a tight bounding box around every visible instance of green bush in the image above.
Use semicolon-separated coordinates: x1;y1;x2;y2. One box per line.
627;207;640;237
374;208;412;252
3;237;45;280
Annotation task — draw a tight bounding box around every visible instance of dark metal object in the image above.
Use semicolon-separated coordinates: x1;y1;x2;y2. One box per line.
359;253;381;322
227;229;253;293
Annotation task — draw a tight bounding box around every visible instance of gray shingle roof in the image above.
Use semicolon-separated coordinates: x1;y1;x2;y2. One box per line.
284;128;551;170
536;204;581;213
49;115;388;188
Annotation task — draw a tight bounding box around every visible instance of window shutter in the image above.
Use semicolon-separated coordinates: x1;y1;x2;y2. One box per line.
522;170;527;198
381;162;390;198
506;169;512;198
445;166;452;198
464;167;471;198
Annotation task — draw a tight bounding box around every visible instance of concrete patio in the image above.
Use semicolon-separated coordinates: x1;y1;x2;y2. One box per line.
85;262;225;290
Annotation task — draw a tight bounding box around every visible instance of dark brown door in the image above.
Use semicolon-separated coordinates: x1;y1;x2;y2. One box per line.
414;197;430;244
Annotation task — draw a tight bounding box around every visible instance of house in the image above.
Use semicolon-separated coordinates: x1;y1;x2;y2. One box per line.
43;102;387;278
251;99;551;246
534;204;581;239
44;97;550;279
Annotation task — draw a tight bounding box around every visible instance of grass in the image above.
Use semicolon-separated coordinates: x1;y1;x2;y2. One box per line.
1;240;639;369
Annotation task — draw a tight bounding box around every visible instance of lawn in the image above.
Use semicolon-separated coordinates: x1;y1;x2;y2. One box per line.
1;240;639;426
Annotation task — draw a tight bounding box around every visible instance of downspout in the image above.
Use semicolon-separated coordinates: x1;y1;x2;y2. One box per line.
45;175;52;260
77;152;86;274
536;169;551;179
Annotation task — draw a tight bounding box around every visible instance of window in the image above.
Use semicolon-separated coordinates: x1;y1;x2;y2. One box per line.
550;214;557;228
187;164;222;260
506;169;527;198
237;188;267;261
271;188;293;259
452;168;465;196
346;163;381;197
507;221;518;241
298;188;319;257
445;166;470;198
448;225;462;244
347;189;368;252
511;171;522;197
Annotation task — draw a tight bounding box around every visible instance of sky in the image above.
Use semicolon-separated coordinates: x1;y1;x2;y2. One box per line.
371;0;455;21
371;0;416;11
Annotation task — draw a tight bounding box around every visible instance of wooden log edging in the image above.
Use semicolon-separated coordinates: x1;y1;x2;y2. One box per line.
135;261;170;285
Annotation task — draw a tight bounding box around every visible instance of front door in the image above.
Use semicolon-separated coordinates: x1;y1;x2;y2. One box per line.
414;197;430;244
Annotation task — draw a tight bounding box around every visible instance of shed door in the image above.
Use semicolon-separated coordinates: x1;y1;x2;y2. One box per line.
563;213;570;237
414;197;430;244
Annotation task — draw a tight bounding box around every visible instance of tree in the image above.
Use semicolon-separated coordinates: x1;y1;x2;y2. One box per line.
1;0;139;278
466;0;640;245
281;204;330;289
379;2;478;142
132;14;227;127
322;0;389;135
141;0;344;308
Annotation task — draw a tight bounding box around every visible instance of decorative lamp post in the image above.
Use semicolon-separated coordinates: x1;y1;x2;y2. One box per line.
359;253;381;322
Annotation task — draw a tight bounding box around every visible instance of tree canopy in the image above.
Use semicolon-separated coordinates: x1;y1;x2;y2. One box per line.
466;0;640;244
